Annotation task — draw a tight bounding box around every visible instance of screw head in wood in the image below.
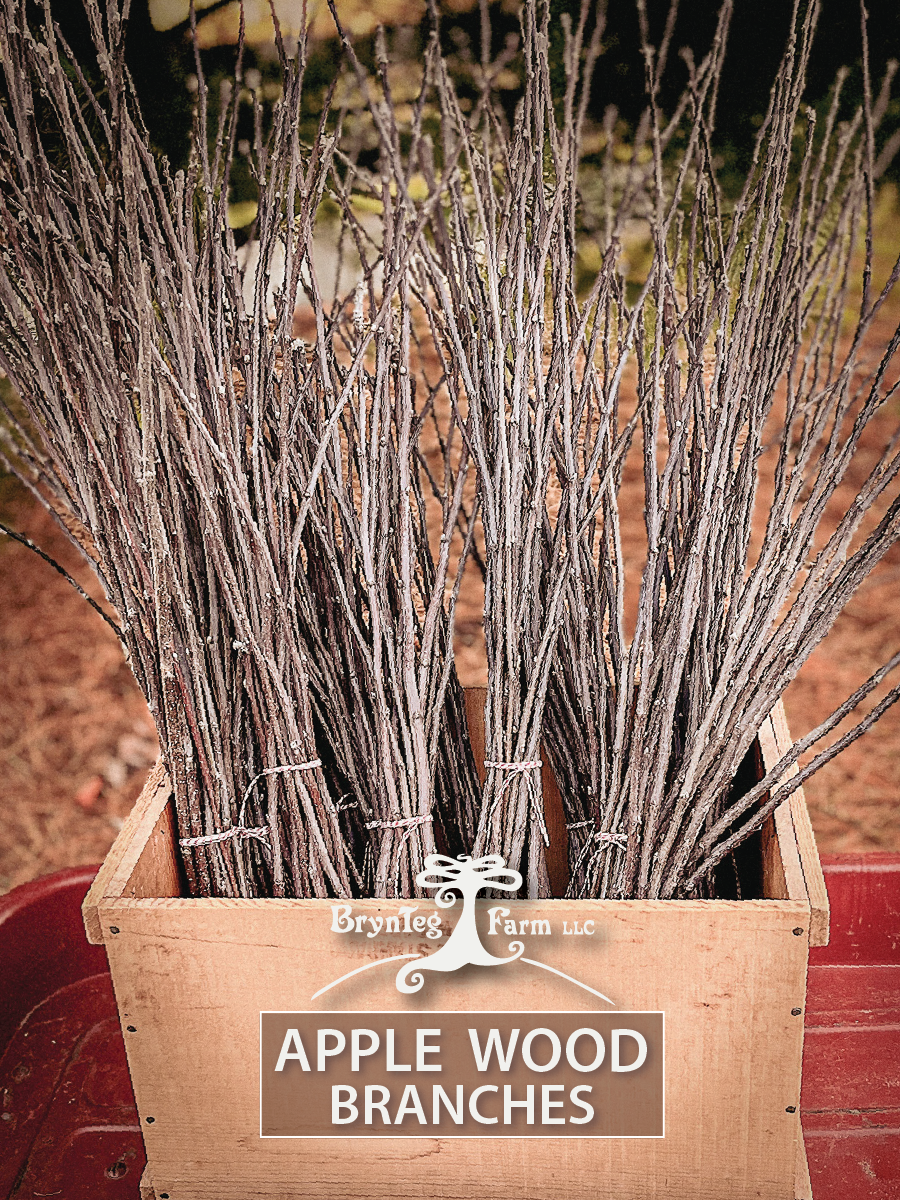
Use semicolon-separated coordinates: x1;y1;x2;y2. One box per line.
145;1116;155;1123
792;927;804;936
126;1025;137;1032
785;1105;797;1113
791;1008;802;1016
109;926;120;934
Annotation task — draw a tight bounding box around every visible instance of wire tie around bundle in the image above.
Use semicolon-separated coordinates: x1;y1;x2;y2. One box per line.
484;759;549;847
365;814;433;831
594;831;628;847
178;825;270;848
566;820;627;847
179;760;322;850
364;813;434;853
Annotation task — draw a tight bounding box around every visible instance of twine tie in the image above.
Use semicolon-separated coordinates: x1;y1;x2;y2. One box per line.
485;759;549;846
365;814;434;832
566;820;628;847
179;760;322;850
365;813;434;860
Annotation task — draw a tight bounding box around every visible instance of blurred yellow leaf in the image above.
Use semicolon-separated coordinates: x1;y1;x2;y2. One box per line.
407;173;428;201
351;194;385;214
149;0;219;33
493;68;519;90
156;0;427;47
228;201;259;229
577;240;602;273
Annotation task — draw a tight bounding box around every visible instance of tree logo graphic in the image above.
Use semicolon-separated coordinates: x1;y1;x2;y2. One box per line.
395;855;525;993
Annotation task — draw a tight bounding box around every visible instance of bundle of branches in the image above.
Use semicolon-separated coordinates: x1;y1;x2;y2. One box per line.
0;0;478;898
551;0;900;899
392;1;643;897
404;0;900;898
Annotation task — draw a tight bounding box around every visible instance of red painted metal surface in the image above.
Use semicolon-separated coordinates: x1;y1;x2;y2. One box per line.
0;868;145;1199
803;853;900;1200
0;855;897;1199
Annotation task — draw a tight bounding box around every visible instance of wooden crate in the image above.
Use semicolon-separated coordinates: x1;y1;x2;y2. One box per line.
85;698;828;1200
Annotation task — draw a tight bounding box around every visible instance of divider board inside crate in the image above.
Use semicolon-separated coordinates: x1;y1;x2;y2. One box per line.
86;698;827;1200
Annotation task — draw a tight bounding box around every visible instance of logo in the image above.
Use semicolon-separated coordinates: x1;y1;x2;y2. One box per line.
313;854;613;1004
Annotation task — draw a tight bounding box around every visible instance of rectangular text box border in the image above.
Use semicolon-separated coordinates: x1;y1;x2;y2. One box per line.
259;1010;666;1140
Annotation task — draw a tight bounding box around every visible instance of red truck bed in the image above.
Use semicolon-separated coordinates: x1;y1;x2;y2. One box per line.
803;853;900;1196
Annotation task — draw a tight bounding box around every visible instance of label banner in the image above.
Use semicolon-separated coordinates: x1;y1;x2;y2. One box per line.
260;1011;664;1138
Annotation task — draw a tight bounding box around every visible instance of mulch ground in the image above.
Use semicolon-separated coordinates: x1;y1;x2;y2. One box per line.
0;480;159;893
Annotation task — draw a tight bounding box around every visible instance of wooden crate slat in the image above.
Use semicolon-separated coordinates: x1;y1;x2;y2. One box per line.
764;702;831;946
795;1136;814;1200
139;1166;156;1200
83;758;172;945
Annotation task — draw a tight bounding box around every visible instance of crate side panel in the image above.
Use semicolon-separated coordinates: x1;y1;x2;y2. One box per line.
774;801;807;902
789;793;830;946
100;897;809;1200
82;759;173;943
768;703;830;947
122;799;181;901
761;813;789;900
758;716;809;907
